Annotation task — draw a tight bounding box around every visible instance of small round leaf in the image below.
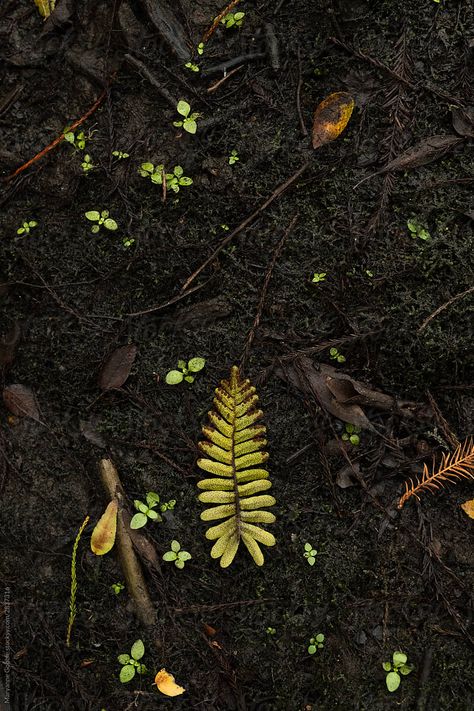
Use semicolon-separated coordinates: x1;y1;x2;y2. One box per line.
131;639;145;661
386;671;400;692
166;370;184;385
177;100;190;117
85;211;100;221
163;551;177;562
188;357;205;373
104;218;118;231
120;665;136;683
118;654;130;665
130;513;147;529
184;118;197;134
171;540;180;552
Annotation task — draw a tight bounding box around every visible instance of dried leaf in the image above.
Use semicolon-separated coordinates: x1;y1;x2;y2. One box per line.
460;499;474;519
3;384;40;420
34;0;56;19
90;499;118;555
336;463;360;489
154;668;186;696
98;345;137;390
380;135;463;173
452;106;474;138
312;92;355;149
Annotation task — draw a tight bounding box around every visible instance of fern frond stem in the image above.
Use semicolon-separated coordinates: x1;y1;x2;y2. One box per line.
229;370;242;536
66;515;90;648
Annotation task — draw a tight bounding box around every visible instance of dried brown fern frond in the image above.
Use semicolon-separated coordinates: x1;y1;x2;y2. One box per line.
398;437;474;509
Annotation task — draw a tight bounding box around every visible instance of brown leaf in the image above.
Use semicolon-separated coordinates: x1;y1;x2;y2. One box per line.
312;92;355;149
3;384;40;420
336;463;360;489
98;344;137;390
380;135;463;173
452;106;474;138
90;499;118;555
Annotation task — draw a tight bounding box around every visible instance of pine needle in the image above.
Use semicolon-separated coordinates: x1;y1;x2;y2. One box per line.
398;437;474;509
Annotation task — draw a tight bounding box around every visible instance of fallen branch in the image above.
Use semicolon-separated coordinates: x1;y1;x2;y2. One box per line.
98;458;156;626
418;285;474;333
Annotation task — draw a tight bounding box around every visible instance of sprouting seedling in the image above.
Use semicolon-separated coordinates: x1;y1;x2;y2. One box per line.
342;423;361;446
185;61;200;72
407;218;430;241
84;210;118;233
197;42;205;55
173;100;200;134
139;163;193;193
383;651;413;692
312;272;326;283
112;150;129;160
81;154;95;173
266;627;276;636
166;357;205;384
221;11;245;28
303;542;317;566
228;149;239;165
17;220;37;235
130;492;162;529
163;540;192;569
308;633;325;654
64;129;87;150
122;237;135;249
111;581;125;595
118;639;147;683
329;347;346;364
160;498;176;513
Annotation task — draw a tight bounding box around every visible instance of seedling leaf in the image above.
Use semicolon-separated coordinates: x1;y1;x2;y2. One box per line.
120;665;136;683
131;639;145;660
386;671;400;692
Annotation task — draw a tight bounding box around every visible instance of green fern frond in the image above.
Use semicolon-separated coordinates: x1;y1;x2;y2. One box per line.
197;366;276;567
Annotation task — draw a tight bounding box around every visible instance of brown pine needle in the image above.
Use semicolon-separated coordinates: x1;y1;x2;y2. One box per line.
202;0;241;43
398;437;474;509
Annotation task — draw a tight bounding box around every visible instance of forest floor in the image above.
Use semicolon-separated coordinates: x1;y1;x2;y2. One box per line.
0;1;473;709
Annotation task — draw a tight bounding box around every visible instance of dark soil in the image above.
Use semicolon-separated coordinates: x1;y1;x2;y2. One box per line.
1;1;473;710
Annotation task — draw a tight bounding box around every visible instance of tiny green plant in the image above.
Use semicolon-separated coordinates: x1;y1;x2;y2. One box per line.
112;150;129;160
111;581;125;595
407;218;430;241
304;542;317;566
266;627;276;635
383;651;413;692
329;347;346;364
197;42;205;55
81;154;95;173
160;498;176;513
139;163;193;193
173;100;200;134
118;639;147;683
312;272;326;283
221;11;245;28
228;149;239;165
185;61;200;72
166;357;206;384
308;633;325;654
17;220;37;235
163;540;192;569
342;423;361;446
85;210;118;233
122;237;135;249
64;129;87;150
130;492;162;529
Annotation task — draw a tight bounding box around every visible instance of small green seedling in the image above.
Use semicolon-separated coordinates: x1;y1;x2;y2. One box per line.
266;627;276;635
139;163;193;193
122;237;135;249
64;129;87;150
163;540;192;569
383;651;413;692
197;42;205;55
308;633;325;654
173;100;200;134
111;581;125;595
221;224;229;231
117;639;147;683
221;11;245;28
130;492;162;529
85;210;118;233
112;150;129;160
81;154;95;173
312;272;327;283
17;220;37;235
160;498;176;513
407;218;430;241
342;423;361;446
365;269;374;278
185;61;200;72
228;149;239;165
166;357;206;384
329;347;346;364
304;542;317;566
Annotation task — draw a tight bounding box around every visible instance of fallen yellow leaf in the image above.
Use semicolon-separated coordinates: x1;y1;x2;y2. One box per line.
312;92;355;149
461;499;474;519
154;668;186;696
90;499;118;555
34;0;56;19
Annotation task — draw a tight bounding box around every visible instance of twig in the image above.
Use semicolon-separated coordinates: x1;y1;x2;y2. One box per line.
207;65;243;93
296;46;307;136
202;0;241;43
127;280;207;317
418;285;474;333
240;214;299;369
180;161;310;293
202;53;265;77
98;458;156;626
4;89;107;181
124;54;177;108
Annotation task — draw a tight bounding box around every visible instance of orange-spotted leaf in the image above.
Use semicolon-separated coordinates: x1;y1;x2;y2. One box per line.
90;499;118;555
154;669;186;697
461;499;474;519
312;92;355;149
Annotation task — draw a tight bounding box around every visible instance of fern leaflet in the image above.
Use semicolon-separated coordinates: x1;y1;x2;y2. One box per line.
197;366;276;567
